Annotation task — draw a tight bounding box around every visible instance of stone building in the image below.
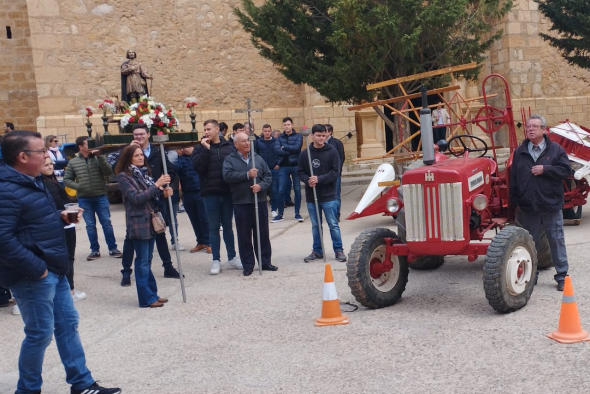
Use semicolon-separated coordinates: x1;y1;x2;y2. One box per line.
1;0;590;159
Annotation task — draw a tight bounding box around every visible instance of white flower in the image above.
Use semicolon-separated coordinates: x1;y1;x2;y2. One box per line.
158;112;165;119
130;103;139;110
130;110;137;117
148;101;155;107
140;115;153;128
120;114;130;127
184;97;198;103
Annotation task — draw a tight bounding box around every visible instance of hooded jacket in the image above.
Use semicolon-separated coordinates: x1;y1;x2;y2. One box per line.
0;164;70;288
297;143;340;203
509;134;572;213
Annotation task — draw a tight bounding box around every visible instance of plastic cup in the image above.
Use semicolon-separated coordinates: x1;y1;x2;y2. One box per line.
64;203;79;223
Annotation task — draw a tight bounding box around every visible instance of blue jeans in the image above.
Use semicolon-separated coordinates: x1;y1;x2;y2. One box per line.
307;200;343;255
11;272;95;393
133;237;159;307
77;195;118;252
270;168;281;212
184;191;210;245
278;166;301;216
203;194;236;261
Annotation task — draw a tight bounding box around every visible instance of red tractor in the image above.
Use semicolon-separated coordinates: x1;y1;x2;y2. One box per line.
346;74;582;313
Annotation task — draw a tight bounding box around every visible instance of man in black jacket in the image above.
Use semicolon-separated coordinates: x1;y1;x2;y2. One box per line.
192;119;242;275
223;132;277;276
325;124;345;221
297;124;347;263
509;114;572;291
274;117;304;223
107;123;181;285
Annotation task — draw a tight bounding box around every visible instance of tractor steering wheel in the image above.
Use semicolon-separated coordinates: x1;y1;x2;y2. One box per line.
447;134;488;158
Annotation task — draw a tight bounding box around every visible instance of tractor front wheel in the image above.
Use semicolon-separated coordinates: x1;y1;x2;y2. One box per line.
483;226;537;313
347;228;409;309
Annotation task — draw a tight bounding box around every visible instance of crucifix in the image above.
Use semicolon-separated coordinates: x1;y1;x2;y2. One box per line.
234;98;263;141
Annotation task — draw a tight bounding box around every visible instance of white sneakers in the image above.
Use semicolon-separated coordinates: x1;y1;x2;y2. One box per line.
210;260;221;275
12;304;20;315
271;210;278;218
210;257;242;274
227;257;243;270
171;244;186;251
72;290;87;302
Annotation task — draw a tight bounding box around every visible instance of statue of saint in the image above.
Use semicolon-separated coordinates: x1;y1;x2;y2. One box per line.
121;49;152;104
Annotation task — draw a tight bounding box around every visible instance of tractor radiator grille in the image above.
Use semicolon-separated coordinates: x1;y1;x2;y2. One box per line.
402;182;464;242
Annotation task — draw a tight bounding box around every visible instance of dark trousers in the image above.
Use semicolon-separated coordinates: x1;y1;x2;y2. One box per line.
517;209;569;283
64;227;76;290
183;191;210;246
433;126;447;144
121;202;173;275
234;202;272;270
0;286;10;304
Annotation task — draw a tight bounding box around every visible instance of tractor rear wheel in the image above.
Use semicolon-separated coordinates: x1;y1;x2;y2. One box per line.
483;226;537;313
347;228;409;309
396;208;445;270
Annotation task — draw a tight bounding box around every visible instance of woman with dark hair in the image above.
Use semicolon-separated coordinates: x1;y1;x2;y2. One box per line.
40;157;85;302
116;144;173;308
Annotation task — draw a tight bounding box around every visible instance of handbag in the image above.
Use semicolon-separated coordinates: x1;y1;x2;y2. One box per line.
150;210;166;234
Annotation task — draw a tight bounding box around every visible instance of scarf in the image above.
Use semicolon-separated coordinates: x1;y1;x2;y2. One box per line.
48;147;64;161
130;164;159;201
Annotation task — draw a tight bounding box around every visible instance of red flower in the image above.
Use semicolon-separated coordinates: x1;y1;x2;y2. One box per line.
105;99;113;104
98;103;104;109
138;118;144;124
168;121;173;127
129;117;135;122
125;109;130;114
158;121;164;127
167;110;172;116
154;109;159;115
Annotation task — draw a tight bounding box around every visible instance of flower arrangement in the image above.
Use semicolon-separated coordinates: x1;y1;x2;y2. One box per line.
96;99;117;116
185;97;198;114
79;106;95;123
119;95;179;134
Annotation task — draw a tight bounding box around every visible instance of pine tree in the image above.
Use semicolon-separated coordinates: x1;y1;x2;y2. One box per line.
536;0;590;70
235;0;512;104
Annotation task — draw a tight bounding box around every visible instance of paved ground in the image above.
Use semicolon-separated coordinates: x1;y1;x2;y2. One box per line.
2;184;590;394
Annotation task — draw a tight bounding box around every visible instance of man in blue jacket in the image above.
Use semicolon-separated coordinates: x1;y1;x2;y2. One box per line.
509;114;572;291
297;124;347;263
273;117;303;223
255;124;280;217
0;131;120;394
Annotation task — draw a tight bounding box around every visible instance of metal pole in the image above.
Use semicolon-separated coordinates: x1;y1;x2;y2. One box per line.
153;133;187;303
250;134;263;275
300;127;327;263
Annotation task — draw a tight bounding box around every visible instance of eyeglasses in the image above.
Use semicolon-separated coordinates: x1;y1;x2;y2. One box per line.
23;149;47;154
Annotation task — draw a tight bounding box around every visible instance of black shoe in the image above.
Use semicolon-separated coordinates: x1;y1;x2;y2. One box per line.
243;268;253;276
262;264;278;271
120;274;131;287
557;281;564;291
304;251;323;262
285;201;295;207
164;267;181;279
109;249;123;258
86;251;101;261
71;382;121;394
335;251;347;262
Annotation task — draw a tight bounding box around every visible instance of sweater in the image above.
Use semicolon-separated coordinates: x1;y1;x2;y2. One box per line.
222;151;272;204
297;143;340;203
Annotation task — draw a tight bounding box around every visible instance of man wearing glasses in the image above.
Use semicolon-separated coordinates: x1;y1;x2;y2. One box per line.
509;114;572;291
0;130;121;394
64;136;123;261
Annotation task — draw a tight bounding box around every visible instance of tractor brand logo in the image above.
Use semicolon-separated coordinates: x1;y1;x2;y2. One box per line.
425;171;434;182
312;159;321;168
468;171;484;191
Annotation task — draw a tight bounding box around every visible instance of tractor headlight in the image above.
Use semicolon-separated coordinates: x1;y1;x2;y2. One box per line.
386;197;402;213
471;194;488;211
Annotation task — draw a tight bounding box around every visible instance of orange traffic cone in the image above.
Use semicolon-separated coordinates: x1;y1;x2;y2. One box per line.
547;276;590;344
315;264;350;327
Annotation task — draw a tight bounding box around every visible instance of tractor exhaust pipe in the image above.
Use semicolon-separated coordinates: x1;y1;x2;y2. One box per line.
420;85;435;165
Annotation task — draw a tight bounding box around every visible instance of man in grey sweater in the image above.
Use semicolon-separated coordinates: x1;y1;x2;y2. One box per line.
222;132;278;276
64;136;122;261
